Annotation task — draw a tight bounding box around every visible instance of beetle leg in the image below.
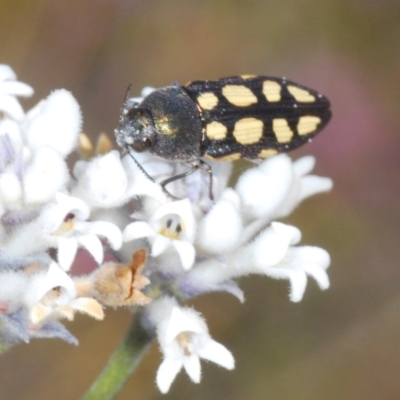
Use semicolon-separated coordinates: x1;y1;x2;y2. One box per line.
160;160;214;201
198;159;214;200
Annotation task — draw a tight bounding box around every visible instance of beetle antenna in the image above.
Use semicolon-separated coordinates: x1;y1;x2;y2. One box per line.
124;84;132;104
123;149;178;200
119;84;133;124
124;148;154;182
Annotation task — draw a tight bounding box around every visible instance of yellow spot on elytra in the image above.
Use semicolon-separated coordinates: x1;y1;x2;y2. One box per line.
206;153;242;162
272;118;293;143
222;85;257;107
287;85;316;102
258;148;278;158
240;74;257;79
263;80;281;102
233;118;263;145
297;116;322;135
206;121;228;140
197;92;219;110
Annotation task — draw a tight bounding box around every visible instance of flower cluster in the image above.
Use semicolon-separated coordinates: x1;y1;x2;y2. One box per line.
0;65;332;392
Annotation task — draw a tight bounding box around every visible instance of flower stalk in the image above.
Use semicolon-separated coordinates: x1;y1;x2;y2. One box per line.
82;310;154;400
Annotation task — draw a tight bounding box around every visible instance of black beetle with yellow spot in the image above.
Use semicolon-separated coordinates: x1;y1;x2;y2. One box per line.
115;75;331;199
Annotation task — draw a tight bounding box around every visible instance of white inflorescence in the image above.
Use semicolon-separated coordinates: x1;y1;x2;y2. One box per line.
0;65;333;392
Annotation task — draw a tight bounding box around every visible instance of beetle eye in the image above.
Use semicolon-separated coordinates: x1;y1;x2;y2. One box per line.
131;137;152;152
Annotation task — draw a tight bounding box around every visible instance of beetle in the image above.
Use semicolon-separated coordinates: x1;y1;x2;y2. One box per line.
114;75;331;199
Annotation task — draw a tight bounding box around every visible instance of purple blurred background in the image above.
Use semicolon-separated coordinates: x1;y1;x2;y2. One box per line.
1;1;400;399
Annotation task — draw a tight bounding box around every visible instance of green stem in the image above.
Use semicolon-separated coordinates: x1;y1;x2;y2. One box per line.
82;311;154;400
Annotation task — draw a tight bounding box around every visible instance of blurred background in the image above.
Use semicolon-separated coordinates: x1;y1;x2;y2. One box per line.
1;0;400;399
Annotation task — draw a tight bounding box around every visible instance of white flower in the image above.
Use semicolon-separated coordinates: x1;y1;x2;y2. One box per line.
227;222;330;302
0;262;103;345
3;193;122;270
195;188;242;253
23;147;69;204
24;89;81;157
72;150;144;208
123;199;196;270
179;222;330;303
0;65;33;121
29;262;103;324
235;154;332;220
273;246;330;302
271;155;333;220
0;262;75;318
235;154;294;219
0;171;22;206
48;194;123;270
147;297;234;393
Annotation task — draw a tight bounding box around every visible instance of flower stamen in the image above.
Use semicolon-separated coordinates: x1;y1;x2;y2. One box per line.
159;217;184;240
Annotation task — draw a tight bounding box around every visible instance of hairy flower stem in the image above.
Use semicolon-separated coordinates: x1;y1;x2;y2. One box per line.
82;311;154;400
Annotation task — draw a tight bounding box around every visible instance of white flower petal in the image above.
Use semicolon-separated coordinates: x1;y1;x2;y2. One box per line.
35;193;89;237
198;339;235;370
34;262;76;303
271;156;333;219
0;119;23;150
72;159;87;180
141;86;156;97
165;307;204;344
25;89;81;157
252;223;301;269
287;246;331;290
23;147;68;204
0;94;25;120
123;221;155;242
78;235;103;264
298;176;333;202
293;155;315;177
172;240;196;270
302;262;330;290
151;235;171;257
261;246;331;302
145;296;178;329
0;81;34;97
235;154;294;218
0;65;16;82
0;173;22;204
288;269;308;302
53;193;90;222
156;359;183;394
183;355;201;383
196;189;242;253
72;151;129;208
57;237;78;270
83;221;122;250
